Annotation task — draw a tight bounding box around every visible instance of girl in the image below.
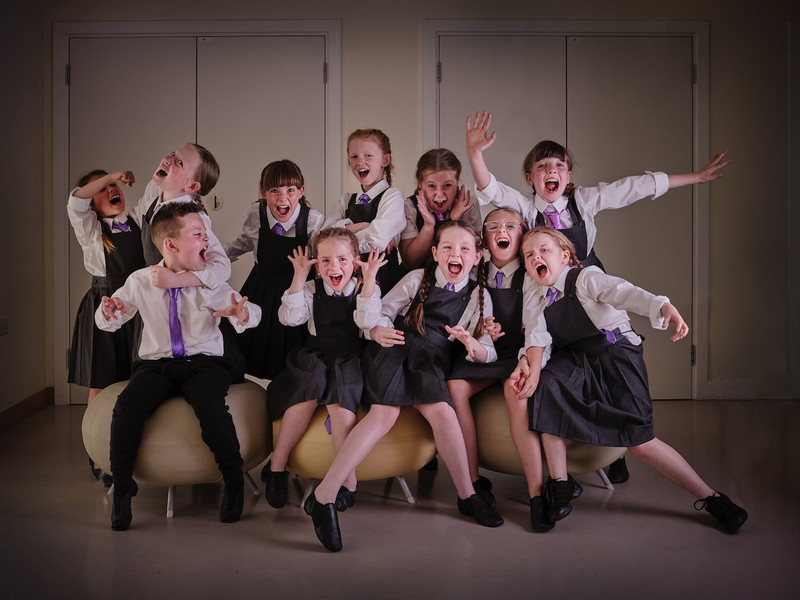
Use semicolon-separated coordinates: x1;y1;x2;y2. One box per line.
303;221;503;553
510;227;747;534
67;169;146;485
224;159;325;381
262;228;380;511
323;128;407;293
398;148;482;270
446;208;528;507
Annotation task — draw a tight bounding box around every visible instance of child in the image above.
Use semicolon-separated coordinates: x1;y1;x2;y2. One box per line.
323;128;406;293
95;202;261;531
303;221;503;553
398;148;482;270
446;208;529;505
67;169;146;485
510;227;747;534
224;159;325;381
263;228;383;511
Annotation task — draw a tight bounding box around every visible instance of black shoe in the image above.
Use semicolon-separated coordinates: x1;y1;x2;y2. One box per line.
89;459;113;486
304;492;342;552
220;479;244;523
263;462;288;509
335;486;356;512
111;481;138;531
694;491;748;533
542;477;574;522
568;474;583;499
457;493;504;527
473;475;496;508
607;456;630;484
530;496;555;533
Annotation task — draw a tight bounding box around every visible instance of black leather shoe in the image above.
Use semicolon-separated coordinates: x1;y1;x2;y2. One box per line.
473;475;496;508
530;496;555;533
694;491;748;533
304;492;342;552
263;462;288;509
568;474;583;499
89;459;113;487
335;486;356;512
220;479;244;523
111;481;138;531
607;456;630;484
457;493;504;527
542;477;573;522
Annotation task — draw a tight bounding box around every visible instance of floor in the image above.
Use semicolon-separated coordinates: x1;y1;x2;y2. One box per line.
1;399;798;600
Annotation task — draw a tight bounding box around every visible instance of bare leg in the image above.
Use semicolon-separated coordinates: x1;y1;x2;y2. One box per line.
628;437;715;499
271;400;318;471
503;379;544;497
314;405;401;504
327;404;358;492
446;378;494;482
541;433;568;481
415;402;475;499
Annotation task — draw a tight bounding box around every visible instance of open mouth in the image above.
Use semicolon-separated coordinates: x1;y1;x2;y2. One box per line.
544;178;559;193
496;236;510;249
110;195;122;206
535;263;548;277
200;248;207;262
275;204;290;217
447;261;463;278
156;168;168;177
357;169;370;179
432;199;448;211
329;274;343;287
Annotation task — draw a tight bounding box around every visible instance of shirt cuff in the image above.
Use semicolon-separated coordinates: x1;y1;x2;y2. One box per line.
649;295;670;328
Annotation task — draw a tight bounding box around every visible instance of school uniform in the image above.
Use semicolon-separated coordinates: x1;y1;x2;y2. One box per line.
324;179;407;292
474;171;670;268
266;277;365;418
522;265;670;447
224;202;325;379
95;265;261;489
358;269;496;407
67;190;145;388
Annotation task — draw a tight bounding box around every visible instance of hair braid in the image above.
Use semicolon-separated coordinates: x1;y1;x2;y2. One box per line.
473;256;487;339
405;258;437;336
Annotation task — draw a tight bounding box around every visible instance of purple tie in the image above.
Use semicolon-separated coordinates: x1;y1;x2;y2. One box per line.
272;223;284;236
168;288;187;357
495;271;504;289
544;205;566;229
546;288;558;306
434;212;445;221
357;194;370;204
444;283;455;291
112;220;130;232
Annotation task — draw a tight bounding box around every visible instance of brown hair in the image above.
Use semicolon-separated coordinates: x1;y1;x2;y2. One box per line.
522;140;576;198
311;227;362;287
404;220;485;339
482;207;527;235
414;148;462;186
189;142;220;198
521;226;581;268
347;128;394;185
77;169;116;254
258;159;310;210
150;202;204;253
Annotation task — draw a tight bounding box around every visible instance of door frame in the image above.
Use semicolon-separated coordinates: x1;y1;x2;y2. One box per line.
423;19;713;399
52;20;341;405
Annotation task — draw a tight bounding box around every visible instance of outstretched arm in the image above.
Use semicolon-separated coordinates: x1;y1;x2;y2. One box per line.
659;301;689;342
667;150;731;189
466;110;496;191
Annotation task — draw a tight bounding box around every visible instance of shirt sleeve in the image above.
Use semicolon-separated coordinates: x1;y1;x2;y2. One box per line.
577;267;669;330
67;189;107;276
460;287;496;363
354;187;407;253
322;193;354;229
205;282;262;332
277;281;314;327
574;171;670;219
224;202;260;262
192;212;231;288
400;196;420;240
521;275;553;351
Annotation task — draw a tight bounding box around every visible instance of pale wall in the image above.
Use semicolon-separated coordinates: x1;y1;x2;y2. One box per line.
0;1;797;416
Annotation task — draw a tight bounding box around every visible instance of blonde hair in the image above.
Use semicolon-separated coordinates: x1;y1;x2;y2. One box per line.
522;226;581;268
347;128;394;185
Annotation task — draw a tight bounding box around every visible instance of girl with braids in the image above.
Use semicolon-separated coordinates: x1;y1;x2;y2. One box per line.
224;159;325;381
264;228;381;511
67;169;146;484
323;128;407;293
303;221;503;553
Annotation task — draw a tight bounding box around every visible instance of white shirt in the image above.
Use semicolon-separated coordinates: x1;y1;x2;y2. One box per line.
521;266;669;355
399;195;483;240
224;202;325;262
67;188;138;276
486;258;522;290
95;265;261;360
323;179;406;254
356;268;497;363
475;171;670;254
278;277;360;336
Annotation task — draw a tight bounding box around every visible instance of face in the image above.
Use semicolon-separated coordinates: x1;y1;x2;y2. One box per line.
525;156;571;204
418;170;459;215
431;227;482;285
315;238;357;293
152;143;202;199
521;232;570;287
169;213;209;272
261;184;305;223
483;211;525;268
88;176;126;218
348;138;390;190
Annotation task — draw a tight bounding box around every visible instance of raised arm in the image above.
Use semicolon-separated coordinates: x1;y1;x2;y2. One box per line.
466;110;497;191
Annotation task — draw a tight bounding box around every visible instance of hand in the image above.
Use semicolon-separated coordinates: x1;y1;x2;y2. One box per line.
694;149;731;183
355;249;387;283
660;302;689;342
445;325;482;359
415;192;437;228
448;186;474;222
509;356;538;400
484;315;506;342
287;246;318;279
213;293;250;326
100;295;125;320
112;170;136;187
149;264;181;289
466;110;496;156
370;326;404;348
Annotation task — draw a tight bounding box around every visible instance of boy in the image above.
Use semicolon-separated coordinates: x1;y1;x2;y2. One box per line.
96;202;261;531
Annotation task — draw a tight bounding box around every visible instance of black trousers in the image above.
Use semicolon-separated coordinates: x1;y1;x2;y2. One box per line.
110;356;243;489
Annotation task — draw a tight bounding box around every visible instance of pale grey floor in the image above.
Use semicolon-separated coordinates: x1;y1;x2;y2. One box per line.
1;400;798;600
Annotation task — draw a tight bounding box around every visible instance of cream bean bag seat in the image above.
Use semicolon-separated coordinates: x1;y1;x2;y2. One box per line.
82;379;270;516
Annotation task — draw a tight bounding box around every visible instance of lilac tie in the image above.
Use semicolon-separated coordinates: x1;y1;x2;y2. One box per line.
434;212;445;221
272;223;284;236
495;271;504;289
444;283;455;291
357;194;370;204
544;205;566;229
111;220;130;232
168;288;187;357
546;288;558;306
